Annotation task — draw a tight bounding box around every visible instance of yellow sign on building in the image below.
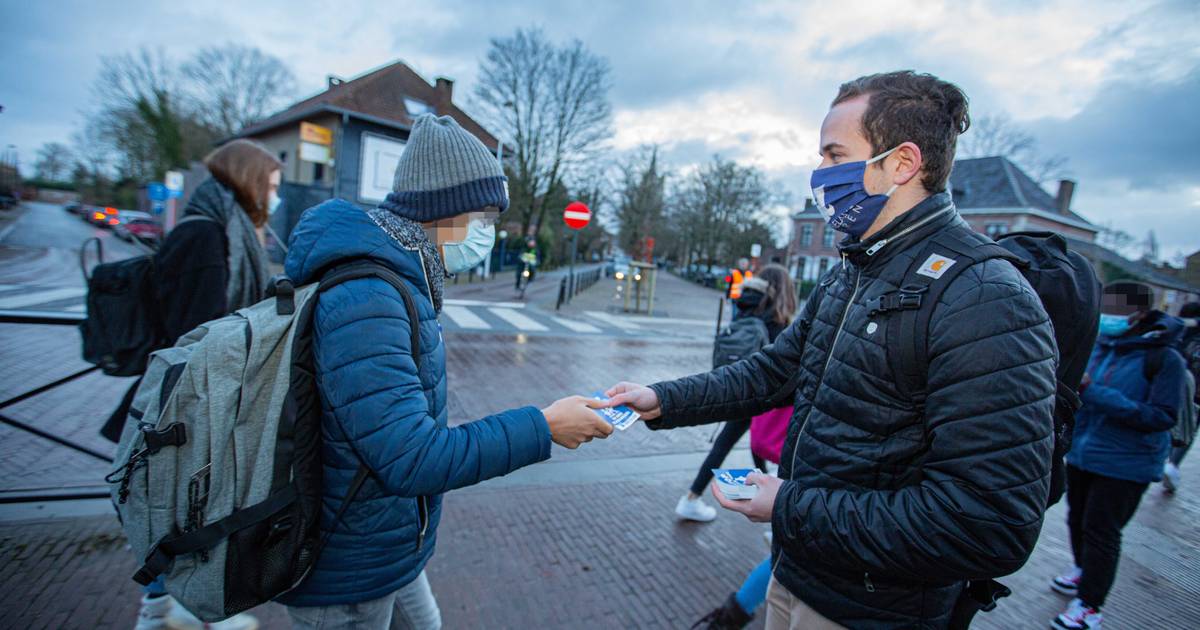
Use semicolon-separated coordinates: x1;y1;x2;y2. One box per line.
300;122;333;146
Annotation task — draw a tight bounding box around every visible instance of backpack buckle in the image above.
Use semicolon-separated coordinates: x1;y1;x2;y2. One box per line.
868;286;927;317
141;422;187;455
268;275;296;315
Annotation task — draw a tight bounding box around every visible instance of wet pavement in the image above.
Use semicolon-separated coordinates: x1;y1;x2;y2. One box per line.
1;202;1198;629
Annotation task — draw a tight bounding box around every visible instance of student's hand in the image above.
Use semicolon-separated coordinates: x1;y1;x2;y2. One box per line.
711;471;781;523
541;396;614;449
604;382;662;420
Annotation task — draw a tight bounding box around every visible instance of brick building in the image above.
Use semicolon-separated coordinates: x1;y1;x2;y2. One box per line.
787;155;1200;312
236;60;502;222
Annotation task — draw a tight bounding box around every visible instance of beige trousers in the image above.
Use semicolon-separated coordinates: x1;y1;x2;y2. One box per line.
764;577;847;630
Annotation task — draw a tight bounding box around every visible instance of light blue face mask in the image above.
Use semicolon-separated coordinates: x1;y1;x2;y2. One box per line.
268;191;282;216
1098;312;1132;338
442;219;496;274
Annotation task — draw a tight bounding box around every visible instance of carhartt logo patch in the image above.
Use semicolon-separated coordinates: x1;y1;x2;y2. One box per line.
916;254;956;279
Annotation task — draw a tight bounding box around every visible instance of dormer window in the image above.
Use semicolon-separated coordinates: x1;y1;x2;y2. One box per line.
404;98;433;117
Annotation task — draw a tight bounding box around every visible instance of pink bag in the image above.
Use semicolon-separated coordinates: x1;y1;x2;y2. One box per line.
750;406;792;465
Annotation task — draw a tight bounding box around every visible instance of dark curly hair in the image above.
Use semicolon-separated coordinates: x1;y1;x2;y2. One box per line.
832;71;970;193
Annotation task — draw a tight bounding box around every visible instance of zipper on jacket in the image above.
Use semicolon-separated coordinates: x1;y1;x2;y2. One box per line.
416;496;429;551
863;204;953;257
864;572;876;593
773;257;863;577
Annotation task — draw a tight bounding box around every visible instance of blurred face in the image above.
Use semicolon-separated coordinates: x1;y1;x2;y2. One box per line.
268;169;281;200
423;207;501;254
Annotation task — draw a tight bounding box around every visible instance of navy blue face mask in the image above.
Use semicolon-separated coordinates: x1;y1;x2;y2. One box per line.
810;146;898;238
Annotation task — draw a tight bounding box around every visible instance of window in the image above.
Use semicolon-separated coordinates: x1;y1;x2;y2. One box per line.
313;162;324;182
404;98;434;117
279;151;287;164
823;227;835;248
985;222;1009;238
801;224;813;247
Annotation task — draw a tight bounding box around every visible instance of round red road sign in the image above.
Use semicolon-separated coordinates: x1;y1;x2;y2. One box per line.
563;201;591;230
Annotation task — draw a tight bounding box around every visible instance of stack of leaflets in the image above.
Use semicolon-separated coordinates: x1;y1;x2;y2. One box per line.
712;468;759;500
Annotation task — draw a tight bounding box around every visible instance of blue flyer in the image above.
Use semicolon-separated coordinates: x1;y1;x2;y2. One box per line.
590;391;640;430
712;468;759;500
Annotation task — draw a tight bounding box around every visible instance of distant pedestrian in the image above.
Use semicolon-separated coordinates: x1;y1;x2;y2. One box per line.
1050;281;1186;630
1163;301;1200;492
675;264;795;522
125;138;280;630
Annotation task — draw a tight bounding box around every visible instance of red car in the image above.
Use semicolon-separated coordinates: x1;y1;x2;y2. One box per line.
114;211;164;244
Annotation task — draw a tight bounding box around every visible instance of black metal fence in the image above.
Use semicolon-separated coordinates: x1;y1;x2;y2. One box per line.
556;267;604;310
0;310;114;503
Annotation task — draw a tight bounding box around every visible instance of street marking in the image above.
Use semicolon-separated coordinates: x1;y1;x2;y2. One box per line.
488;308;548;331
551;317;601;334
613;314;713;327
584;311;642;331
64;303;87;313
444;298;525;309
442;305;491;329
0;288;85;310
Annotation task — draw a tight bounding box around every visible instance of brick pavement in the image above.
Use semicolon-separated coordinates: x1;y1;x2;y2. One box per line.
2;460;1199;629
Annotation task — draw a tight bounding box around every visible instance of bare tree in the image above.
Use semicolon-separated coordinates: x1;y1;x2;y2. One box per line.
182;44;297;137
958;113;1070;184
92;47;190;179
670;156;774;271
33;143;74;182
615;146;667;260
474;28;613;239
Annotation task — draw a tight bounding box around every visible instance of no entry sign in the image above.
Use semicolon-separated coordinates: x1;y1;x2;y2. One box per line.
563;201;591;230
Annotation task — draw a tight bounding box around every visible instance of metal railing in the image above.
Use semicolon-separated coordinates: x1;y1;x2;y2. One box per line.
0;309;114;503
556;267;603;310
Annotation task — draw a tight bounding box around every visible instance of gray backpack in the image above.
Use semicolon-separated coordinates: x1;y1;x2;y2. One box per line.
105;261;419;622
713;316;770;368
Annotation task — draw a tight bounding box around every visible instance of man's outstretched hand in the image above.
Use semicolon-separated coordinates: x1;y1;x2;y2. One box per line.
711;471;782;523
604;382;662;420
542;395;614;449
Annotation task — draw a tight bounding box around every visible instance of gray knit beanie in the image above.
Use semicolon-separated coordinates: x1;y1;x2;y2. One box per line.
378;114;508;222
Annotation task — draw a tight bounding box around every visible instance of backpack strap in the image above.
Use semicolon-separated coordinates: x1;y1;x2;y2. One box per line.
883;229;1025;408
1143;345;1165;384
310;261;425;559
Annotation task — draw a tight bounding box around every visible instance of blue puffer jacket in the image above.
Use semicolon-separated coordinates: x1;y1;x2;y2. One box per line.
279;200;552;607
1068;311;1186;484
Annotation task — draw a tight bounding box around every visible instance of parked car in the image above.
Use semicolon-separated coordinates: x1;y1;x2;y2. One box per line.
0;192;18;209
63;201;82;215
114;212;163;244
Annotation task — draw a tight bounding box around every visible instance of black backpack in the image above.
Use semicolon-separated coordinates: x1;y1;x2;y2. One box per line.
867;229;1101;509
713;316;770;368
863;229;1100;629
80;215;215;376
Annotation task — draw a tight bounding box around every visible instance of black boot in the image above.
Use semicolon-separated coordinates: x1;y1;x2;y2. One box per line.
691;593;754;630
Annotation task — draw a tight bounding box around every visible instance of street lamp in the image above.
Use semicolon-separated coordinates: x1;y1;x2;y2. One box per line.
497;229;508;272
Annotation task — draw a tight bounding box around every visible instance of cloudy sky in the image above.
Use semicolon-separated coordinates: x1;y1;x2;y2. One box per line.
2;0;1198;258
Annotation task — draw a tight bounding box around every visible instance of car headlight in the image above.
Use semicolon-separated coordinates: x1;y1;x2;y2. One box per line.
614;272;625;280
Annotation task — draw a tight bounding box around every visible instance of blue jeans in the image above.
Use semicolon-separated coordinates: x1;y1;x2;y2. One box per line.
287;570;441;630
735;556;773;615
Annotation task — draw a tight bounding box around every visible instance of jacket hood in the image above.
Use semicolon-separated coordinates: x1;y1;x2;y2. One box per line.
284;199;429;295
1102;310;1184;349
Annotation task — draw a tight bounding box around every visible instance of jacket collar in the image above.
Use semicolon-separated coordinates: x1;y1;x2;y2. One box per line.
839;191;958;269
1100;310;1185;350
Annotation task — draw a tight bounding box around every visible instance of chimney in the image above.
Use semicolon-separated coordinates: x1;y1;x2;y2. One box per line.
1056;179;1076;215
434;77;454;115
327;75;345;89
804;198;815;210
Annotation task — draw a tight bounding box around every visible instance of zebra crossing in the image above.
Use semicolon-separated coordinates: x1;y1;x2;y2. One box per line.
0;284;711;338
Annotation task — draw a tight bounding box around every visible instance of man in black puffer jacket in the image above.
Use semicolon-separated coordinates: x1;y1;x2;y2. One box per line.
605;72;1058;629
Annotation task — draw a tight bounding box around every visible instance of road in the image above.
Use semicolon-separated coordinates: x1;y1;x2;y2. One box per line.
5;201;1191;629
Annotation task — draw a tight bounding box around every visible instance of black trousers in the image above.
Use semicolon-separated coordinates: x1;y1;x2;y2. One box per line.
1065;465;1149;608
689;419;767;496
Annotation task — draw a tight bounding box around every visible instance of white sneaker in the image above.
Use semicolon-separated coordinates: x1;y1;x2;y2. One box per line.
1051;597;1102;629
1163;462;1181;493
763;530;773;548
675;494;717;522
135;594;175;630
1050;566;1082;596
171;604;260;630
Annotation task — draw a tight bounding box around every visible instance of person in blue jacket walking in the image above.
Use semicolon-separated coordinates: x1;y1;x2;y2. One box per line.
279;114;613;629
1050;281;1186;630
